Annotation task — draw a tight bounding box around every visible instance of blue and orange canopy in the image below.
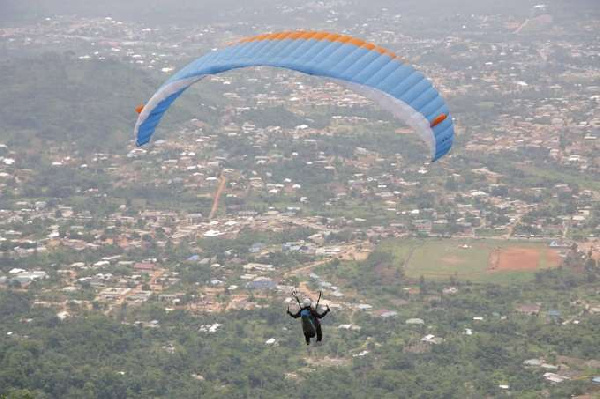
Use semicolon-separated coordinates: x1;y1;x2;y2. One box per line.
134;30;454;161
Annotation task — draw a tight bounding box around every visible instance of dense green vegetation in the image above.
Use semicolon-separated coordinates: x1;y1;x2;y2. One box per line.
1;266;599;399
0;55;218;155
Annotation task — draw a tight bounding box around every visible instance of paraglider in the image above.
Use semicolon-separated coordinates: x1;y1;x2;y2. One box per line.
134;30;455;162
287;290;330;346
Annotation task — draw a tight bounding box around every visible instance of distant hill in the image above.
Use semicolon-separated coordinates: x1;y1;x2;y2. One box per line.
1;0;271;24
2;0;598;24
0;54;217;153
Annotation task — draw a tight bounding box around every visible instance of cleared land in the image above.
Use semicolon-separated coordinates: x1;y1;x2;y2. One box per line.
489;246;562;272
380;239;562;284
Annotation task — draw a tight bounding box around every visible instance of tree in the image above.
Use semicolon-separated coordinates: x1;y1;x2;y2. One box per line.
1;390;37;399
419;275;428;296
584;257;597;271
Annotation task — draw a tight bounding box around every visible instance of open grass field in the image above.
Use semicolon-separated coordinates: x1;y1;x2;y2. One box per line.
379;239;562;284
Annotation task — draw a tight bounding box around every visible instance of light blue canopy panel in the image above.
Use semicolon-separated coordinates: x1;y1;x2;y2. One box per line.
134;31;454;161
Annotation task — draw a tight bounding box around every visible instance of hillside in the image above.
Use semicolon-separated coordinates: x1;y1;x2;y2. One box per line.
0;55;217;154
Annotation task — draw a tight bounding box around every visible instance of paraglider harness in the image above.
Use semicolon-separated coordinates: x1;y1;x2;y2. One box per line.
287;290;330;345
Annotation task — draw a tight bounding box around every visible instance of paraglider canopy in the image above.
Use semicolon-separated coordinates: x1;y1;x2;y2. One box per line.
134;30;454;161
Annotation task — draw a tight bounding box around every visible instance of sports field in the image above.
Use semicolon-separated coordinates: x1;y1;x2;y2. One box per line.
379;239;563;284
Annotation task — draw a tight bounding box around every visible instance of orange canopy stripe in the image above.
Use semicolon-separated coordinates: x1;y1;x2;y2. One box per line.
237;30;399;59
430;113;448;128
